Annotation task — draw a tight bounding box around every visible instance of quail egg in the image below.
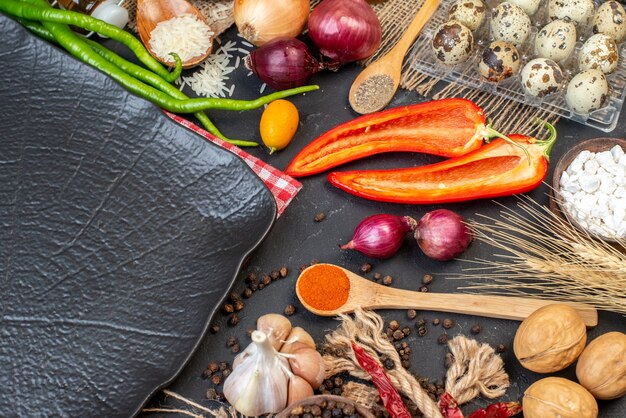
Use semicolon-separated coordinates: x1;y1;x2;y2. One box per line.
432;21;474;66
520;58;564;97
490;2;532;45
549;0;595;26
508;0;541;15
535;19;577;62
578;33;619;73
566;69;610;113
448;0;487;31
592;0;626;43
479;41;521;81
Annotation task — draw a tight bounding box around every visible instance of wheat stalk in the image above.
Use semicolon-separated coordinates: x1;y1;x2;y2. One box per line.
451;195;626;315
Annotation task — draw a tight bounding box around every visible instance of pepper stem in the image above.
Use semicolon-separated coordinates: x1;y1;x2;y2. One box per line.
533;120;558;162
483;123;532;166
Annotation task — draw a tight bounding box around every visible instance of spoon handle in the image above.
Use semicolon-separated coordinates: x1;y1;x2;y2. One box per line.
371;286;598;326
392;0;441;58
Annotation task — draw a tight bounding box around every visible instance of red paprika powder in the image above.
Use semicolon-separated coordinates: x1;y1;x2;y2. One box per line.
297;264;350;311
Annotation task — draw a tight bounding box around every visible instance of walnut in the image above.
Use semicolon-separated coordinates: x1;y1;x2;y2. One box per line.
576;331;626;400
523;377;598;418
513;304;586;373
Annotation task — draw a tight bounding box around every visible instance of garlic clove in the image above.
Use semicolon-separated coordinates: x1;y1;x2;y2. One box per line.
257;313;292;350
224;330;290;416
287;374;314;406
287;343;326;390
280;326;316;354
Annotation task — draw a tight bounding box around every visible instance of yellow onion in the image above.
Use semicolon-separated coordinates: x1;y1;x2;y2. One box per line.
234;0;310;46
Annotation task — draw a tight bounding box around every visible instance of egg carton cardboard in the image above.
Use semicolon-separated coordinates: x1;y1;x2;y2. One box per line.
411;0;626;132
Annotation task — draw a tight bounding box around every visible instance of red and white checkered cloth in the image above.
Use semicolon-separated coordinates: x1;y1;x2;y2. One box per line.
166;112;302;217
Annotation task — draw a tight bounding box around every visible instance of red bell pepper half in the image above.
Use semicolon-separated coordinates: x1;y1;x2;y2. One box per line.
327;124;557;205
285;98;490;177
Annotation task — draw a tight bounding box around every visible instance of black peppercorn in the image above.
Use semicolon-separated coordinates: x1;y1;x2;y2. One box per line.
384;358;395;370
284;304;296;316
401;326;411;336
322;409;332;418
331;388;342;396
407;309;417;319
228;292;240;303
417;326;427;337
311;405;322;416
496;344;506;353
343;405;355;416
437;334;448;345
209;324;220;334
211;374;221;385
416;318;426;327
323;379;334;391
242;288;253;299
279;266;288;278
382;275;393;286
249;283;258;291
233;300;245;311
314;212;326;222
226;336;238;347
392;330;404;340
222;368;231;378
401;360;410;369
258;283;265;290
219;361;229;371
231;344;240;353
261;275;271;285
206;388;218;400
389;320;400;331
333;376;344;387
245;272;257;284
432;318;440;326
422;274;433;285
223;304;234;314
360;263;373;273
419;285;429;292
373;272;382;280
442;319;453;329
228;314;240;326
270;270;280;280
471;324;481;335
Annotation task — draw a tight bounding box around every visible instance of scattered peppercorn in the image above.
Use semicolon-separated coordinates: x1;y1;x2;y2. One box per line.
226;336;238;347
206;388;218;400
417;326;427;337
471;323;481;334
419;286;429;292
422;274;433;285
401;360;410;369
222;368;231;378
209;324;220;334
496;344;506;353
222;304;234;314
249;283;259;291
393;330;404;340
407;309;417;319
323;379;334;391
442;319;454;329
384;358;395;370
401;327;411;336
211;374;221;385
245;272;257;284
373;272;382;281
284;304;296;316
389;320;400;331
233;300;244;311
231;344;240;353
270;270;280;280
382;275;393;286
432;318;440;326
314;212;326;222
416;318;426;327
279;266;288;278
437;334;448;345
242;288;253;299
219;361;229;371
228;292;240;303
228;314;240;326
258;283;265;290
261;275;271;285
360;263;372;273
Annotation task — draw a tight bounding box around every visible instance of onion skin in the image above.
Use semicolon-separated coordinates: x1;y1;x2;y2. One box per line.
246;37;323;90
414;209;473;261
341;214;417;259
308;0;382;64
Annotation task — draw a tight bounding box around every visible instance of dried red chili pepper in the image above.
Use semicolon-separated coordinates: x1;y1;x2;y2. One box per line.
328;124;556;204
439;393;522;418
467;401;522;418
351;342;411;418
285;98;493;177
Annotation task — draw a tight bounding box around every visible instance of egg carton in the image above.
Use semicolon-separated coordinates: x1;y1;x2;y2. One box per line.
410;0;626;132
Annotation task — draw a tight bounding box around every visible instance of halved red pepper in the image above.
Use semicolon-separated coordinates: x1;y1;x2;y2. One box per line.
285;98;491;177
327;124;556;204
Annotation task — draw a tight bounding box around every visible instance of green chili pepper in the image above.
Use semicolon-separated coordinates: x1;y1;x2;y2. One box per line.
2;0;182;82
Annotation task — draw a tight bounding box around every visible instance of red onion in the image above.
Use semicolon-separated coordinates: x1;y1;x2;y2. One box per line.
414;209;473;261
341;214;417;259
245;38;323;90
308;0;382;65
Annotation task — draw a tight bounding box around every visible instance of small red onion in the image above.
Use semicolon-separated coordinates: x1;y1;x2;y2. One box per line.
414;209;473;261
341;214;417;259
308;0;382;65
245;37;323;90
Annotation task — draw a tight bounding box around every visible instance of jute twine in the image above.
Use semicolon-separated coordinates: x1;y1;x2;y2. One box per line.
324;308;510;418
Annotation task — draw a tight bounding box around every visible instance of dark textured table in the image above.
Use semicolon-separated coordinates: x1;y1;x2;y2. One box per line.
141;25;625;417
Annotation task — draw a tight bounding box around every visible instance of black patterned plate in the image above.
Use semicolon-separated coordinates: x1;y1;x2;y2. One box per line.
0;15;276;417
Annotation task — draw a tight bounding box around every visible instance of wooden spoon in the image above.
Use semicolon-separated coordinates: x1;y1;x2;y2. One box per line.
296;264;598;326
136;0;213;69
349;0;441;114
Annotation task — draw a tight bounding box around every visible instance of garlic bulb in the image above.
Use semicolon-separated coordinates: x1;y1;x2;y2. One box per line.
223;330;291;416
287;374;314;405
257;313;292;350
234;0;310;46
